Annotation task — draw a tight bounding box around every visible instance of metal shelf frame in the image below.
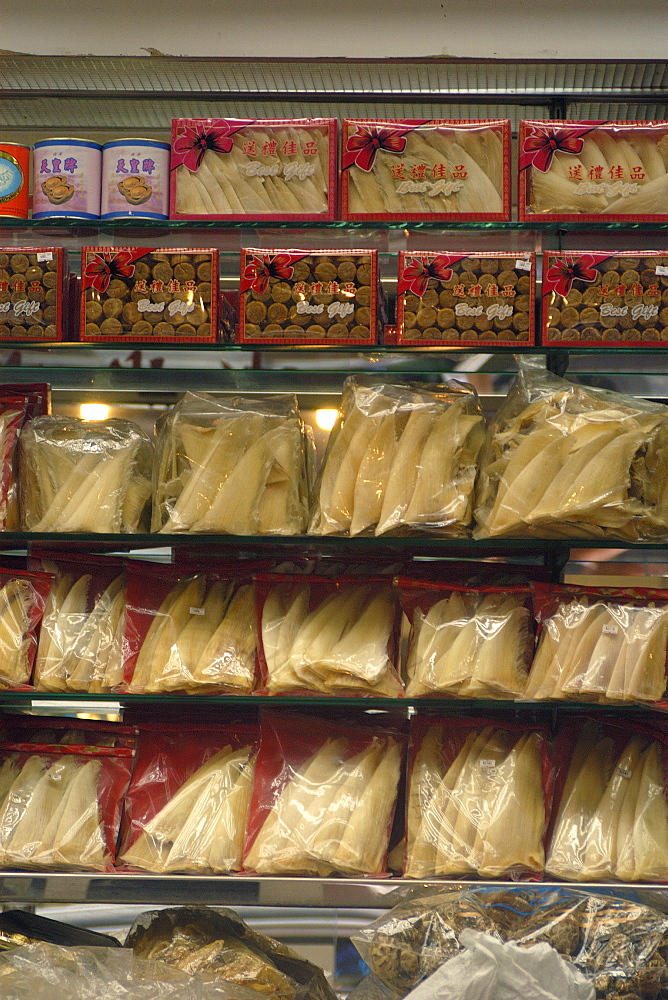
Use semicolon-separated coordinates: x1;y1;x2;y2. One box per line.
1;54;668;920
1;56;667;135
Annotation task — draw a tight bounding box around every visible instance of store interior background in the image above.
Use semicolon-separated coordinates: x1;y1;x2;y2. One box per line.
2;3;668;994
2;0;666;59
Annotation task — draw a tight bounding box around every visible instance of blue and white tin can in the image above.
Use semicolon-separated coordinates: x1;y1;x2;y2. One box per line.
33;138;102;219
101;138;170;219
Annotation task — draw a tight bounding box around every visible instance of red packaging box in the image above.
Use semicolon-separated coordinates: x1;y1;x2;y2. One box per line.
340;119;511;222
395;251;536;346
79;247;219;343
237;248;380;345
170;118;337;222
541;251;668;346
0;247;66;342
519;120;668;222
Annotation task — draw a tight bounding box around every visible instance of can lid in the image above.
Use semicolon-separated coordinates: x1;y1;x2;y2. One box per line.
102;138;170;150
33;138;103;149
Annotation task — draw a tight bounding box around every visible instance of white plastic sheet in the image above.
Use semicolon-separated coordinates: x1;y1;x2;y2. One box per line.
405;930;594;1000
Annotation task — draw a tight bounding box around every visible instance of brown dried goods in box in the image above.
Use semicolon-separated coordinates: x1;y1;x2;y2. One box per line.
238;249;381;344
80;247;220;343
396;251;536;346
0;249;64;341
542;252;668;345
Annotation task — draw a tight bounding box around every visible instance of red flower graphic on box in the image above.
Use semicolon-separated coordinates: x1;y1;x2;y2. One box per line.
543;254;602;297
241;253;308;296
343;123;430;172
82;249;154;294
521;125;587;173
398;254;470;297
172;120;254;172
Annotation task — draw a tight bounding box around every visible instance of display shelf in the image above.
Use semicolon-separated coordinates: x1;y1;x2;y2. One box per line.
2;342;668;356
0;531;657;555
0;691;656;714
0;873;664;908
3;217;668;233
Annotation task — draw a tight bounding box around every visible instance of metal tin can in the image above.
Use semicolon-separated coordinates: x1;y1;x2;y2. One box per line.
0;143;30;218
101;138;170;219
33;138;102;219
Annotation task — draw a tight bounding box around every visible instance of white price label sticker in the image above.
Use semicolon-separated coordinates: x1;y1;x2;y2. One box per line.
515;258;532;271
602;624;619;635
480;759;497;771
617;767;632;779
189;607;205;616
37;252;53;262
656;265;668;276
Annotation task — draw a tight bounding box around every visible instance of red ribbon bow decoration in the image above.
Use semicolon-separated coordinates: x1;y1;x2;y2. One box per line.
240;253;307;296
172;120;254;172
398;255;453;297
342;124;420;172
543;254;602;298
81;249;155;294
521;126;586;173
398;254;471;297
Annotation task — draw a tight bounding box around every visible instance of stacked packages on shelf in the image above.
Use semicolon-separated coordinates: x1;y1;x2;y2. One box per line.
2;548;667;707
3;238;668;348
0;366;666;701
0;707;666;886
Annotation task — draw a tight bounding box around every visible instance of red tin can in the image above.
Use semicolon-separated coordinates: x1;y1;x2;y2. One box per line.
0;143;29;218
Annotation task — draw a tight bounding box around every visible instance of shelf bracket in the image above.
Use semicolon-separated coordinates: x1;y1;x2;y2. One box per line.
543;547;570;583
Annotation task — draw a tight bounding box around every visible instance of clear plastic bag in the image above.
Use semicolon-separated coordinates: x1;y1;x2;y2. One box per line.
243;712;403;876
0;568;51;688
0;384;49;531
403;929;594;1000
525;583;668;703
0;743;131;872
402;583;533;698
124;565;257;694
258;576;402;696
152;391;310;534
0;942;257;999
474;361;668;540
352;885;668;999
310;377;485;537
405;719;549;879
19;415;153;532
547;718;668;883
120;723;257;875
33;553;126;694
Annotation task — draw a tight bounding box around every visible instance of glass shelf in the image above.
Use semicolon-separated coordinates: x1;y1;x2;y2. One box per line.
2;341;668;356
4;218;668;232
0;531;659;554
0;873;664;908
0;691;656;714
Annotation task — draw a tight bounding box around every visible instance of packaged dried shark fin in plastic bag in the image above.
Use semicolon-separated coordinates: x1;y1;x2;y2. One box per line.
120;722;258;874
404;717;550;879
20;415;153;532
243;712;403;876
310;377;485;537
474;360;668;541
525;582;668;704
153;391;309;535
257;575;402;696
402;582;533;698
